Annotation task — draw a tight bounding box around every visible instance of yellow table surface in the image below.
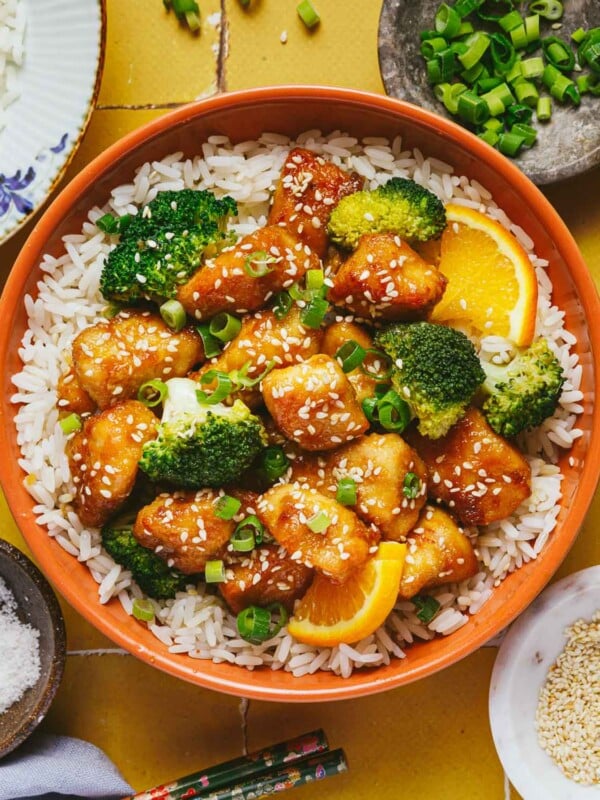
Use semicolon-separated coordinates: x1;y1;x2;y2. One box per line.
1;2;599;798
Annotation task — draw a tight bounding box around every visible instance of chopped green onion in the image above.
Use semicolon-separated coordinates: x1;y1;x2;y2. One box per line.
498;130;526;156
527;0;563;21
96;213;120;235
454;0;484;17
300;296;329;329
505;103;533;126
511;122;537;146
481;89;506;116
236;603;288;644
59;413;82;435
362;395;380;425
564;83;581;106
378;390;411;433
536;95;552;120
478;129;500;146
334;340;367;373
483;116;504;132
132;598;155;622
234;515;265;545
403;472;422;499
272;291;292;320
360;349;393;382
230;528;255;552
542;36;575;72
475;76;502;93
209;312;242;342
256;446;290;483
336;477;357;506
498;10;522;32
582;41;600;76
571;28;587;45
306;510;331;533
137;379;168;407
196;324;223;359
513;78;539;106
205;559;226;583
297;0;320;28
413;595;441;624
159;299;187;332
435;3;462;38
510;24;528;50
520;56;544;79
215;495;242;521
524;14;540;44
306;268;325;292
229;359;275;389
244;250;276;278
196;370;233;404
458;32;491;70
455;21;475;38
489;32;517;74
461;62;485;83
457;90;490;124
166;0;201;31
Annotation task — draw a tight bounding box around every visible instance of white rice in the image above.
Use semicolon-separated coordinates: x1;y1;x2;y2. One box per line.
10;130;585;678
0;0;25;133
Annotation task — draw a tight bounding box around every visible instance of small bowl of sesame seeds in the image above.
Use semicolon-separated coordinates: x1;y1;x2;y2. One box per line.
489;566;600;798
0;539;66;759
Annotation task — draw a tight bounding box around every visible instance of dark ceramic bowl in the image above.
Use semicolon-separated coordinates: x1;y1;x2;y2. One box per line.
0;539;66;758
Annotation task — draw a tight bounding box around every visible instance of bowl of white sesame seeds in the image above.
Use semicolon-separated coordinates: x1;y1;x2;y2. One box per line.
490;566;600;797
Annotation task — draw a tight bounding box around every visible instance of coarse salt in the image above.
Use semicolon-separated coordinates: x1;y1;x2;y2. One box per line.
0;576;41;714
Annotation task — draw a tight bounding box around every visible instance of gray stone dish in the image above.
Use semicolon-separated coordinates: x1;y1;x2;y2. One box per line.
0;539;66;759
378;0;600;185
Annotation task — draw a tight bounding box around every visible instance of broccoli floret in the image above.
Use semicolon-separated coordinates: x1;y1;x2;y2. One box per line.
99;189;237;305
101;522;190;599
139;378;268;489
480;339;565;437
376;322;486;439
328;177;447;250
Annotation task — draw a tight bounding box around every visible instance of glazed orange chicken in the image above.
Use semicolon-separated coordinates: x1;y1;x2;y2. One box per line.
58;144;558;654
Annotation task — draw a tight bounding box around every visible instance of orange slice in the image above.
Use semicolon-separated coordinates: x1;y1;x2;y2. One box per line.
430;203;538;347
287;541;406;647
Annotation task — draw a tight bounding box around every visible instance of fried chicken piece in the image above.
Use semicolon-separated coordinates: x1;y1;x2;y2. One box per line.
290;433;428;541
177;226;320;321
261;354;369;451
57;367;96;417
220;544;314;614
404;407;531;526
72;310;204;409
321;320;379;405
268;147;363;258
398;505;479;599
67;400;158;528
328;233;447;321
133;489;257;575
193;307;323;408
257;484;379;583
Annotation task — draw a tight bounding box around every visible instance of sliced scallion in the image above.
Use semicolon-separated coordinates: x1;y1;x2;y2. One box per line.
256;446;290;483
498;130;526;156
196;324;223;359
334;340;367;373
413;595;441;624
230;528;256;552
296;0;320;28
236;603;288;644
215;495;242;521
457;90;490;124
306;510;331;533
272;290;292;320
403;471;422;499
336;476;358;506
435;3;462;38
377;390;411;433
160;299;187;332
542;36;575;72
234;515;265;545
205;559;226;583
243;250;277;278
527;0;563;22
360;349;393;382
209;312;242;342
536;95;552;119
96;213;120;235
132;598;155;622
300;296;329;329
59;413;82;435
196;370;234;405
137;379;168;408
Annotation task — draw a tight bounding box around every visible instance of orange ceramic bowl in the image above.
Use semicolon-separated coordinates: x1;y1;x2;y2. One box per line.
0;87;598;702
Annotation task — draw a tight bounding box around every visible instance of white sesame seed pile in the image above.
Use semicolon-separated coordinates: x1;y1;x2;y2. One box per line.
536;612;600;785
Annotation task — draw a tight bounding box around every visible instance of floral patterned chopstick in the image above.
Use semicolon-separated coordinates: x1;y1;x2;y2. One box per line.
127;729;332;800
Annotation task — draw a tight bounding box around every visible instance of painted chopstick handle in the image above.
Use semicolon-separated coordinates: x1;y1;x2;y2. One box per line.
127;729;329;800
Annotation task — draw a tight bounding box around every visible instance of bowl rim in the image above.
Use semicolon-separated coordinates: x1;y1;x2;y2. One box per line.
0;85;599;702
0;539;66;758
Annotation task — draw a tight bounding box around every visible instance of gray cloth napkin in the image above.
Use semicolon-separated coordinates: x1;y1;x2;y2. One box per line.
0;734;133;800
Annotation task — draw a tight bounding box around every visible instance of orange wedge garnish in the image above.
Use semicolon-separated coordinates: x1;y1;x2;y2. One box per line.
430;203;537;347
